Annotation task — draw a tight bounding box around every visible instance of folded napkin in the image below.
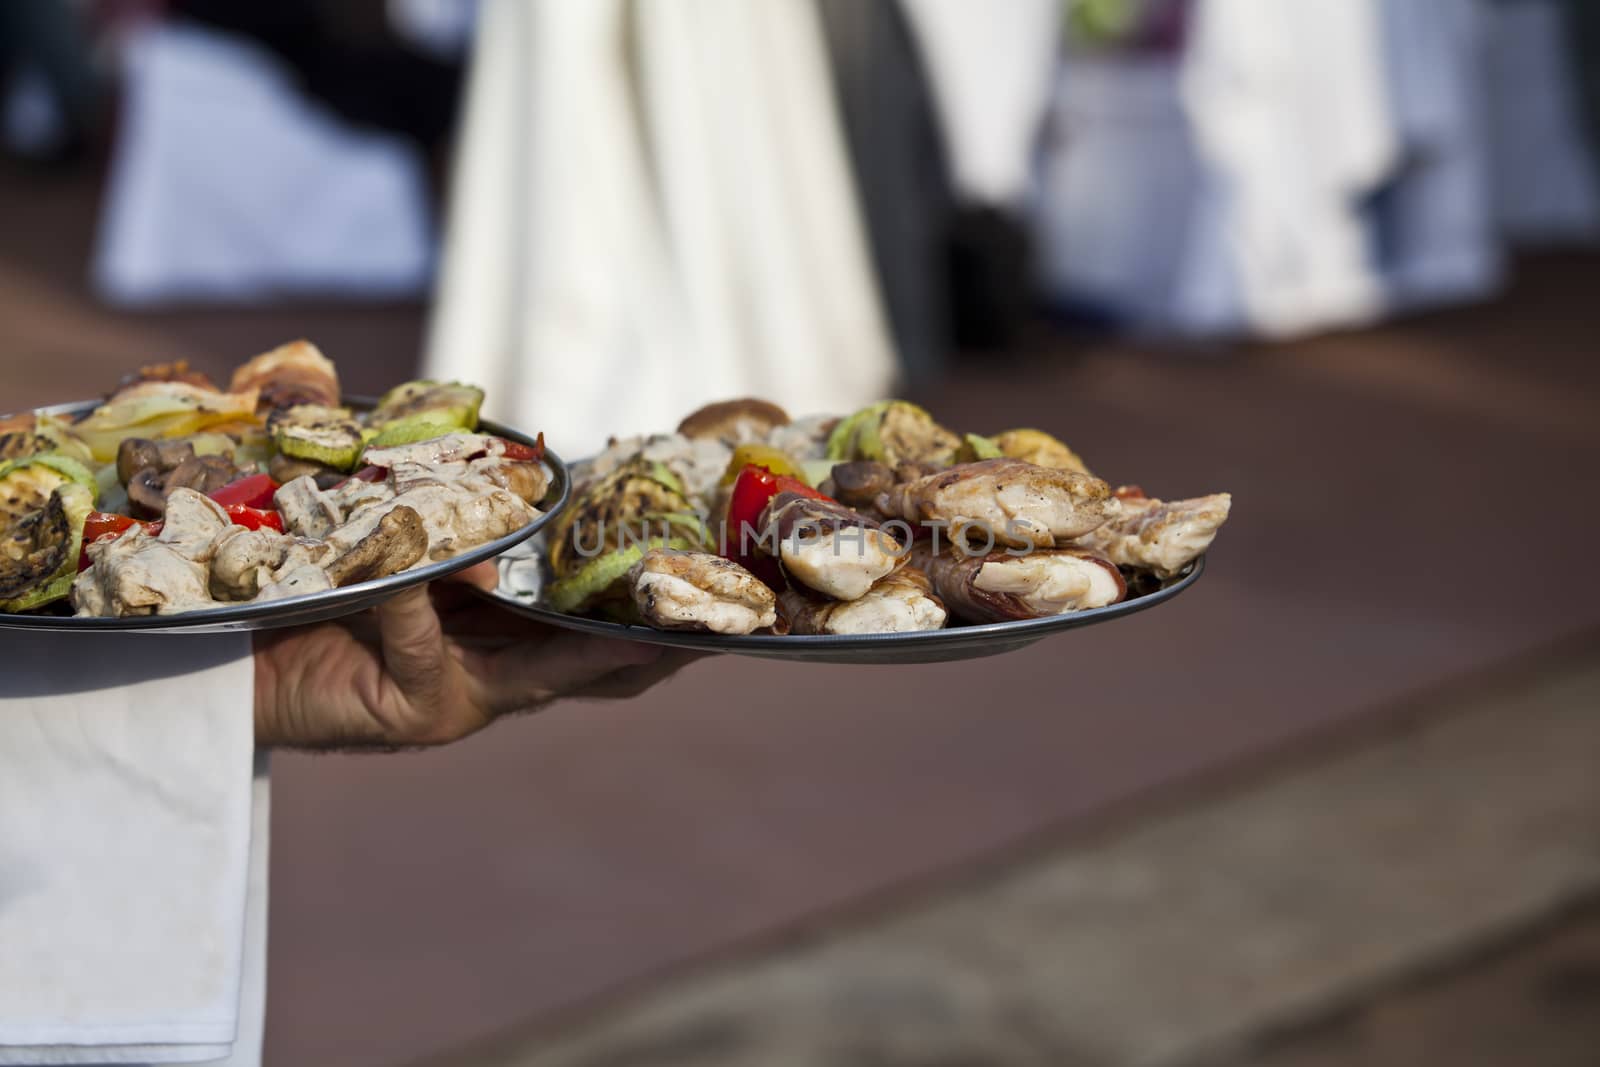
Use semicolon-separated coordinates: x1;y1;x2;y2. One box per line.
0;633;265;1067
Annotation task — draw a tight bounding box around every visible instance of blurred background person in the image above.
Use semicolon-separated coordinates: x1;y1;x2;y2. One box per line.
422;0;896;455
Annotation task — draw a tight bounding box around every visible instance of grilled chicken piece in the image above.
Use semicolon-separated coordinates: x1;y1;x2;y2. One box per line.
1074;492;1231;578
158;489;234;561
209;526;291;599
878;458;1118;552
779;568;946;635
628;549;777;634
72;495;230;617
760;491;904;601
912;544;1124;624
275;476;344;540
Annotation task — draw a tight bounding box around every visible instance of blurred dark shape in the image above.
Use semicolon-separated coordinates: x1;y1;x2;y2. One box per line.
1565;0;1600;174
171;0;462;158
0;0;102;166
817;0;954;383
946;203;1032;351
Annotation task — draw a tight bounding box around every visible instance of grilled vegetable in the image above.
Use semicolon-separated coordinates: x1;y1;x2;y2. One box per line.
546;538;697;615
72;382;261;462
271;404;364;471
364;412;465;449
825;401;961;466
0;415;94;465
718;443;806;485
992;429;1091;475
369;380;483;432
546;459;699;579
954;433;1004;463
1;482;93;612
0;429;47;462
0;454;98;524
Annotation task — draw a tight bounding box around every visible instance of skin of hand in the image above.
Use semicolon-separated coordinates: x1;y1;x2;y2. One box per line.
253;563;694;749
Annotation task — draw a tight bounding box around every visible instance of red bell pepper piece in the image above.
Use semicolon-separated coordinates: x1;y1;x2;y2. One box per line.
721;465;830;583
209;472;279;509
78;513;159;571
221;504;284;532
84;511;141;543
494;433;545;463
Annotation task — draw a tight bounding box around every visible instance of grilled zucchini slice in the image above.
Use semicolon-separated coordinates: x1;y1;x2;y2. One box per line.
271;404;364;471
368;380;483;433
0;482;93;613
0;454;98;525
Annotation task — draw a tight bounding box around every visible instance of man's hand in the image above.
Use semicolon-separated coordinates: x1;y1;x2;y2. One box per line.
252;564;691;748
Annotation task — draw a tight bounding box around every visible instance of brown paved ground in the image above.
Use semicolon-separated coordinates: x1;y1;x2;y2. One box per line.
411;640;1599;1067
3;165;1599;1066
1238;904;1600;1067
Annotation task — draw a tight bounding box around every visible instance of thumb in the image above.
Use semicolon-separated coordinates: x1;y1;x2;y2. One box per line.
374;584;451;711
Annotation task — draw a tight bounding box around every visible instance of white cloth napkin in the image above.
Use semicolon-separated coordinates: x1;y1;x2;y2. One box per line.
0;634;265;1067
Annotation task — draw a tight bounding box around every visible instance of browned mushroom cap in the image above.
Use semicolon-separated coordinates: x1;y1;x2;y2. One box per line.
675;398;791;442
826;461;897;509
323;505;429;588
116;437;197;486
164;454;237;497
127;468;169;518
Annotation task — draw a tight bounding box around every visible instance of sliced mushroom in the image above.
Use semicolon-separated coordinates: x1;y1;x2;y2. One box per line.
676;398;791;443
825;461;897;510
116;438;168;486
127;468;170;518
323;505;428;588
164;454;238;497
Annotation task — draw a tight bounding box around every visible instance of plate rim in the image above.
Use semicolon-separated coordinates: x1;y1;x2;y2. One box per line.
0;396;570;632
483;554;1204;653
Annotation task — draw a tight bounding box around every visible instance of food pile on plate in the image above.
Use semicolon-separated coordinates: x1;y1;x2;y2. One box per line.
543;399;1231;636
0;341;549;617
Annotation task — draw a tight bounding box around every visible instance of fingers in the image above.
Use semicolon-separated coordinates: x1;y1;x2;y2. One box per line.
564;649;703;702
479;633;665;718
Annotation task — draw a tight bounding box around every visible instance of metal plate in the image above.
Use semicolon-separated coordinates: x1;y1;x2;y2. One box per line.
485;544;1204;665
0;398;570;634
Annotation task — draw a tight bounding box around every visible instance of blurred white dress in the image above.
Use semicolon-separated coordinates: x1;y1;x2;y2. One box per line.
424;0;895;456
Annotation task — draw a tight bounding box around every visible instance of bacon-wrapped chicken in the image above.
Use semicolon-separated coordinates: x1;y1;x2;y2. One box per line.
759;491;904;600
876;458;1118;552
779;567;946;635
1075;490;1231;578
912;544;1125;624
